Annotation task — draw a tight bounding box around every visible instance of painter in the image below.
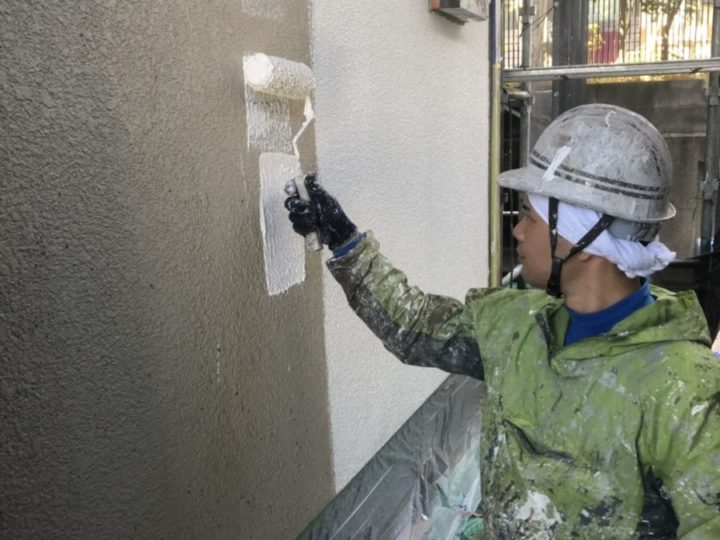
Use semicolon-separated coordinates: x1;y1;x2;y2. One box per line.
285;104;720;539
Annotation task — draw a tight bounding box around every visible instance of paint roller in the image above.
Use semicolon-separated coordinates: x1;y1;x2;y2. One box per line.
244;53;321;251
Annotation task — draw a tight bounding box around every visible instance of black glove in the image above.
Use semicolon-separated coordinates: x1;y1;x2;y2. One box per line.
284;173;357;251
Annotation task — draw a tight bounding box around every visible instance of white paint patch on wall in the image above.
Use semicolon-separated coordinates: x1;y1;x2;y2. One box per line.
241;0;287;21
311;1;489;490
244;86;292;153
259;152;305;295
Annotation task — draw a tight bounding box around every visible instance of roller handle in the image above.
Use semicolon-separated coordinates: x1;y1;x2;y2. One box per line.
284;177;322;252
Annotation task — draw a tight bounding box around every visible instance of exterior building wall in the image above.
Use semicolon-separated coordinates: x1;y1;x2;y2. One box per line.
0;2;332;538
311;1;490;490
0;0;490;536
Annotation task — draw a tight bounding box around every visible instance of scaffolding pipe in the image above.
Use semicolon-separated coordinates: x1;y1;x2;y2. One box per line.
504;58;720;82
489;0;502;287
699;1;720;254
519;0;535;166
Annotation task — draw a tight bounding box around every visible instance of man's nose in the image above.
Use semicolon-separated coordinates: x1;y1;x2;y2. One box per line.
513;219;525;241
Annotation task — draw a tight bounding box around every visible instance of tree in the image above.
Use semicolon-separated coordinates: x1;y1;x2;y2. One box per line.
618;0;631;62
639;0;690;61
594;0;695;61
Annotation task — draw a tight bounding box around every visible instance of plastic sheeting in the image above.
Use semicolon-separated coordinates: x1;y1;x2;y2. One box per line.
298;375;484;540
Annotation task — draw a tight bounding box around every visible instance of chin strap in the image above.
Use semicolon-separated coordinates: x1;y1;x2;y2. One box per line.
545;197;615;298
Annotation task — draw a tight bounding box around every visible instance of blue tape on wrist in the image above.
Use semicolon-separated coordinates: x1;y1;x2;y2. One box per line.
332;233;365;258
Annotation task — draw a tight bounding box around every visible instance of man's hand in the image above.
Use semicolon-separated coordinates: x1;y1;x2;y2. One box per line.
284;173;357;251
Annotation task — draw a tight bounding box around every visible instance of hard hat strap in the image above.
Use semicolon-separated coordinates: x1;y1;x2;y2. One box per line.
545;197;615;298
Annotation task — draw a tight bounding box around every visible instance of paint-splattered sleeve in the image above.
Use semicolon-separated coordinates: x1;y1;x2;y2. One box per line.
326;232;484;379
638;351;720;539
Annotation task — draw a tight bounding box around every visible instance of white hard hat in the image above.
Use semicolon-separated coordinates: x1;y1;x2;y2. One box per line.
499;104;676;242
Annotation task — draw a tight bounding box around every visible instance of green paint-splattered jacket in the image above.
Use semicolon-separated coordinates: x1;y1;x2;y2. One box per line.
327;233;720;539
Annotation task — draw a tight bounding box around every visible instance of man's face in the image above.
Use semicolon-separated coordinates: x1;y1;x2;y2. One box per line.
512;197;572;289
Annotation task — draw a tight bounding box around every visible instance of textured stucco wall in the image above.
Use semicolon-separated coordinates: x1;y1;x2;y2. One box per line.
311;1;490;489
0;1;333;538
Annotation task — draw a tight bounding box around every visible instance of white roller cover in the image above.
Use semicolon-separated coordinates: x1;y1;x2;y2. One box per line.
243;53;315;99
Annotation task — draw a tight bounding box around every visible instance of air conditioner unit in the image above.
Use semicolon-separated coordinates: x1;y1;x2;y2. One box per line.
430;0;488;23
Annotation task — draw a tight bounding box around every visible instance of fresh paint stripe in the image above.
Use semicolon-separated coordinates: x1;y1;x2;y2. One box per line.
259;152;305;295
